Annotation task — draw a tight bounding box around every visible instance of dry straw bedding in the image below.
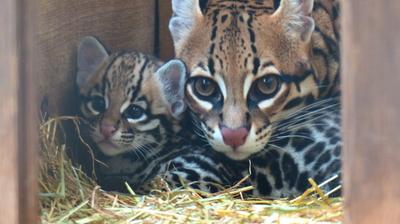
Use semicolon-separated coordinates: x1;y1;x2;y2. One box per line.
39;117;343;223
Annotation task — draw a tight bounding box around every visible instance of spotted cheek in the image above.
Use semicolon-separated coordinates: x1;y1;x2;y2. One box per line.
248;122;273;149
118;126;135;145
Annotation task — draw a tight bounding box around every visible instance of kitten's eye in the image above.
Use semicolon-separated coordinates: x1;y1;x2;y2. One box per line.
249;74;281;102
89;96;106;114
124;105;146;121
193;77;218;97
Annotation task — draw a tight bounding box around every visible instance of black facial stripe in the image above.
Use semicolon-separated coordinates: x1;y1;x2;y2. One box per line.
280;70;314;92
211;26;218;40
130;57;149;101
283;97;303;111
251;45;257;54
248;28;255;43
208;58;215;76
252;57;260;75
247;14;257;54
211;9;220;26
209;43;215;54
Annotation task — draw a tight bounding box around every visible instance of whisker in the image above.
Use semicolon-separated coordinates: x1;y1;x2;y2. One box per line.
276;97;339;122
266;143;287;151
269;134;315;143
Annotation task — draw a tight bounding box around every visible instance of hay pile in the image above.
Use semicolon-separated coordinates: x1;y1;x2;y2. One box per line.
39;117;343;223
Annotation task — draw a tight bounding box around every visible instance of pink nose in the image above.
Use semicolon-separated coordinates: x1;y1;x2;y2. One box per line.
221;126;249;148
100;123;117;138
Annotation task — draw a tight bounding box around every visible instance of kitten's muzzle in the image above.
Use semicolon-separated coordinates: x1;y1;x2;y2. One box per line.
100;123;117;138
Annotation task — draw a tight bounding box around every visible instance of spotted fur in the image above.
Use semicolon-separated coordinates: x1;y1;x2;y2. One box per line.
158;97;341;198
169;0;340;160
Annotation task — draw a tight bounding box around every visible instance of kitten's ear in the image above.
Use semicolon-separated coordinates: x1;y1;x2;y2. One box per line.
77;36;109;89
169;0;203;51
156;59;187;119
273;0;315;42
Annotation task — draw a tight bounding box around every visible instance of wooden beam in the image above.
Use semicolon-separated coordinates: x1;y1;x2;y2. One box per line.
0;0;38;223
0;0;20;222
342;0;400;223
18;0;39;223
158;0;175;60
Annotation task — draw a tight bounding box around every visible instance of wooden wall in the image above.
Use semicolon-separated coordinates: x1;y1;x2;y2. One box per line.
158;0;175;60
342;0;400;223
0;0;38;223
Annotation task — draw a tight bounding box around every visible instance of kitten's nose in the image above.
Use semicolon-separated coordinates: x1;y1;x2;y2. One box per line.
220;126;249;148
100;123;117;138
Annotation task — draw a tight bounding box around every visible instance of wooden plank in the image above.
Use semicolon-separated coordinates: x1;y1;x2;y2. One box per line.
158;0;175;60
0;0;20;222
18;0;39;223
342;0;400;223
0;0;38;223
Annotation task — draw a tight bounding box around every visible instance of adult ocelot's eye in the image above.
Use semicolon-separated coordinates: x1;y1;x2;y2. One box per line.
89;96;106;114
124;105;146;122
193;77;217;97
254;75;281;98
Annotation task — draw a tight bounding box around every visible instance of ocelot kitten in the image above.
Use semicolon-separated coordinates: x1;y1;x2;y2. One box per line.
76;36;235;192
169;0;340;160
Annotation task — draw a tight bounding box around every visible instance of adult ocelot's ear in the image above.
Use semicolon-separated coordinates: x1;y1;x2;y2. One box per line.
156;59;187;119
77;36;109;90
273;0;315;42
169;0;203;51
